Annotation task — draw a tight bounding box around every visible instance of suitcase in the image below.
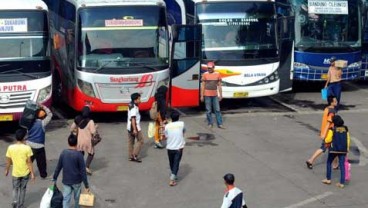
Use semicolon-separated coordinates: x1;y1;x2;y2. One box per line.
19;100;39;129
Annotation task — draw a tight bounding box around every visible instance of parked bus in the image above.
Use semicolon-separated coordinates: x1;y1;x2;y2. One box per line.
0;0;52;122
44;0;170;111
291;0;362;81
165;0;293;99
361;0;368;79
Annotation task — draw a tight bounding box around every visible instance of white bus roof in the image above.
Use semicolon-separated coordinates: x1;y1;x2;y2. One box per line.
192;0;274;3
66;0;165;8
1;0;48;11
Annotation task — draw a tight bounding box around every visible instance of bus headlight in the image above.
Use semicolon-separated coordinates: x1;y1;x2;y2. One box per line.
256;71;279;85
78;79;95;97
294;62;309;69
37;85;52;102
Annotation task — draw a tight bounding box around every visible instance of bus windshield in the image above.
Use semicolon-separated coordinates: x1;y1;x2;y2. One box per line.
196;2;278;60
78;6;169;71
294;0;360;50
0;11;49;60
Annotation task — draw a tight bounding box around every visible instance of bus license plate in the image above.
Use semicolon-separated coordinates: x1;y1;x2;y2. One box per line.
233;92;248;98
0;114;13;121
117;106;129;111
321;74;328;80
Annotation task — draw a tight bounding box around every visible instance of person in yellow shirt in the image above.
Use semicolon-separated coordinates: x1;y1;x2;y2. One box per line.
5;128;35;208
322;115;350;188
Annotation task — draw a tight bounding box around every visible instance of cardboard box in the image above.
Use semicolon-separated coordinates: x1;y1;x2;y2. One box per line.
335;60;348;68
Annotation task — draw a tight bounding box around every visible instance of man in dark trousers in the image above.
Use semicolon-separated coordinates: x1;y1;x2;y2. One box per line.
53;134;90;208
221;173;247;208
26;104;52;179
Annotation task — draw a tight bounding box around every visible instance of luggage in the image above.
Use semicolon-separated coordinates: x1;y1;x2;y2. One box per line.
19;100;39;129
149;101;158;120
79;190;95;207
50;184;63;208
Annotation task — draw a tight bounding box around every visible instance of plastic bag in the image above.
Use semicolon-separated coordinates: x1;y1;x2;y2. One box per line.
345;157;351;181
148;122;155;138
321;88;328;100
40;186;54;208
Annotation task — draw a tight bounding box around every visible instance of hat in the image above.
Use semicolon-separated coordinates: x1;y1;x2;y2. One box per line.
207;61;215;69
330;56;336;63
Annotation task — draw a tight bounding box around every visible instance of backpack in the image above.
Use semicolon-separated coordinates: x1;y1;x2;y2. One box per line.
149;101;158;120
19;100;39;129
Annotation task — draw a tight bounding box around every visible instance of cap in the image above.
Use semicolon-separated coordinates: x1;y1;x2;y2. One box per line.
207;61;215;69
330;56;336;63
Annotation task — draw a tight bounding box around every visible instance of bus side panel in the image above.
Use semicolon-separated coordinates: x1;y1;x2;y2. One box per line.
171;62;200;107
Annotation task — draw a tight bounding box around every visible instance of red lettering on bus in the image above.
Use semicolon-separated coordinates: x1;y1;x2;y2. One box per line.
135;74;153;88
2;85;27;92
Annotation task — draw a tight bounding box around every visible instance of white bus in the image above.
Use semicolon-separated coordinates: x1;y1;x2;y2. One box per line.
44;0;171;112
166;0;293;98
0;0;52;122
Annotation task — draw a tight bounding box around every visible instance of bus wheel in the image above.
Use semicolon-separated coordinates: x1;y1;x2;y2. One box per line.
52;74;62;104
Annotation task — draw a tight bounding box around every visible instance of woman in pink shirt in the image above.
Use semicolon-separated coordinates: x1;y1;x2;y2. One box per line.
71;106;97;175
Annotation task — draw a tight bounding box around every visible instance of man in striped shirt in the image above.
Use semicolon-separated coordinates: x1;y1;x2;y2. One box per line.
201;61;225;129
221;173;247;208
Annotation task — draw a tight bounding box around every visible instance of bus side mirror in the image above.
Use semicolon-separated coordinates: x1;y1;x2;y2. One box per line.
53;34;61;50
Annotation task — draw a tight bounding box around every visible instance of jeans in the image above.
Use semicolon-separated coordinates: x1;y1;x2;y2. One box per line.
328;82;342;110
167;149;183;180
63;183;82;208
326;153;346;184
204;96;223;126
31;147;47;178
12;174;29;208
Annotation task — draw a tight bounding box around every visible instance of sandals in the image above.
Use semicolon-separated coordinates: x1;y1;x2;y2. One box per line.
169;180;177;186
336;183;344;188
306;161;313;169
322;179;331;185
129;155;142;163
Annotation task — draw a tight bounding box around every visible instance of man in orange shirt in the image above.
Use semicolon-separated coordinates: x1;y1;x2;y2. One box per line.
306;96;338;169
200;62;225;129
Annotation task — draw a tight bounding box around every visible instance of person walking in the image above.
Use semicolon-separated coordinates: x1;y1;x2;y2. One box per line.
324;56;342;110
322;115;350;188
5;128;35;208
221;173;247;208
127;93;144;162
53;134;90;208
153;85;168;148
306;95;338;169
201;61;225;129
164;111;185;186
26;104;52;179
71;106;97;175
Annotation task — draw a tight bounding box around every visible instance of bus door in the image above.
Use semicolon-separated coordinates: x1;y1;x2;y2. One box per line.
170;24;202;107
277;2;293;92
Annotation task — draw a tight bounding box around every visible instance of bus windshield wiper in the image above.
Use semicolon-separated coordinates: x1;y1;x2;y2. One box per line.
94;57;121;72
0;67;39;79
131;62;157;71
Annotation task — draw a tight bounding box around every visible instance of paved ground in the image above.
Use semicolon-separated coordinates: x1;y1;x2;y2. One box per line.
0;81;368;208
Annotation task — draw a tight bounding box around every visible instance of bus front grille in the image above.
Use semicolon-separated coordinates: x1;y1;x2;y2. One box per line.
0;91;35;109
96;83;153;103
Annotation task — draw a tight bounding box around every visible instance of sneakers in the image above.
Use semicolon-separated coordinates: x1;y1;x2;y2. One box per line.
218;125;226;129
208;124;213;128
154;141;164;149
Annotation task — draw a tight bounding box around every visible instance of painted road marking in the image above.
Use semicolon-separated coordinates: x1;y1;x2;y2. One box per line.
350;136;368;166
283;191;333;208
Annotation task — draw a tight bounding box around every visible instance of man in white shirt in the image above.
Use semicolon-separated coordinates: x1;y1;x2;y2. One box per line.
164;111;185;186
221;173;247;208
127;93;143;163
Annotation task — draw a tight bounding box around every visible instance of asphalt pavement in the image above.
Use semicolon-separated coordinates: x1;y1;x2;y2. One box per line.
0;81;368;208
